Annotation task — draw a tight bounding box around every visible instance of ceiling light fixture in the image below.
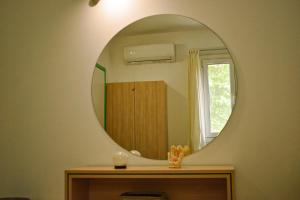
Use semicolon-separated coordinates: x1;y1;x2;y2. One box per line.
89;0;100;7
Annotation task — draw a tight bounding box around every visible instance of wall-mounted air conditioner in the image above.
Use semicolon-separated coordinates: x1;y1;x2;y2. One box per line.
124;43;175;64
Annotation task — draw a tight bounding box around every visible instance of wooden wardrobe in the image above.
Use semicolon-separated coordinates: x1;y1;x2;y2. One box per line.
106;81;168;159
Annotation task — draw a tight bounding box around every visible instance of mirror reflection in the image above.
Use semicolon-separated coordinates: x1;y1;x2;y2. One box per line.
92;14;236;160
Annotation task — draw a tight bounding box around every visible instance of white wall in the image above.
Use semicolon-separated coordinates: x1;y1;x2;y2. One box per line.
0;0;299;200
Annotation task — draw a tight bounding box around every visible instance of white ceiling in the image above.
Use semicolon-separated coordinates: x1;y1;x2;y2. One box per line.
118;15;205;36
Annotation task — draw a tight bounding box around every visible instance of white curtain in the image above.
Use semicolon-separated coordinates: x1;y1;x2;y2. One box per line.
188;49;206;151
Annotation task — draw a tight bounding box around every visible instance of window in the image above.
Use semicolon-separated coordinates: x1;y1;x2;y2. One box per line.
202;58;235;140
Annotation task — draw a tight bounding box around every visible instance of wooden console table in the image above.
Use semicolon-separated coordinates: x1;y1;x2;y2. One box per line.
65;166;234;200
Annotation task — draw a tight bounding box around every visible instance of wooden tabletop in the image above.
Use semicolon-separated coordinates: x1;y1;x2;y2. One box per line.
66;165;234;174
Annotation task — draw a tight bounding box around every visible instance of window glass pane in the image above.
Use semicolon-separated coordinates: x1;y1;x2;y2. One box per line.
207;63;232;133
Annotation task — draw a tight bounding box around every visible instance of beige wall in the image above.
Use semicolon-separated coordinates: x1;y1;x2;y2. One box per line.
92;45;112;127
92;69;105;127
0;0;299;200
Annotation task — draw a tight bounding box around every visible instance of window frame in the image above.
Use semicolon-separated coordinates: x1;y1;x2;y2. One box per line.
201;58;235;138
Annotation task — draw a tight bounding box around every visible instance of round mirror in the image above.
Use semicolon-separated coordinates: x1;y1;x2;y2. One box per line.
92;14;237;160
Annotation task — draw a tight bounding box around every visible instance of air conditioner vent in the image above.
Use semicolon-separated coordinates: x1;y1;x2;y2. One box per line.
124;43;175;64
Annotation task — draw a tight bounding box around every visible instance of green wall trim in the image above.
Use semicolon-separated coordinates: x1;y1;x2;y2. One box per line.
96;63;106;72
95;63;107;130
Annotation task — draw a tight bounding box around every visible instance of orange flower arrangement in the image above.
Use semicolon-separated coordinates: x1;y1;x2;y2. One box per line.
168;145;190;168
